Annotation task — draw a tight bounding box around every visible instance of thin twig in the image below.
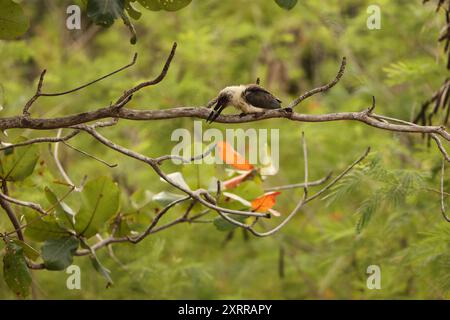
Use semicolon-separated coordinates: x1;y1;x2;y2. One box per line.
154;143;216;164
214;146;370;237
62;141;118;168
53;129;78;191
3;186;76;237
76;125;269;218
302;132;309;199
287;57;346;109
265;172;332;192
42;53;137;97
115;42;177;105
440;159;450;222
0;181;24;240
0;130;80;151
0;186;46;216
23;70;46;116
22;53;137;116
127;196;190;244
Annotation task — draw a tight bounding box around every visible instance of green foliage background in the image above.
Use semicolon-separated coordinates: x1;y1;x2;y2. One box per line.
0;0;449;299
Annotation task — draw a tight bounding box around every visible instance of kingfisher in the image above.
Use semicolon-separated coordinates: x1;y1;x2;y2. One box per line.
206;84;284;123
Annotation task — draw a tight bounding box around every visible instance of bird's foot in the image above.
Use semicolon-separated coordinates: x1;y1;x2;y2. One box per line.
239;112;247;118
282;107;293;113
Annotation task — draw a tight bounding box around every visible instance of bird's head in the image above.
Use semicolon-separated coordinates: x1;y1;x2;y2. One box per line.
206;89;234;123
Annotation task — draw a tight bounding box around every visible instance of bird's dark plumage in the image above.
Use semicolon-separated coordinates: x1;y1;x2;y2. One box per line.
243;85;282;110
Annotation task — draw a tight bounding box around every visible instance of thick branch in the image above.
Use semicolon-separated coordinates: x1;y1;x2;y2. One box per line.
2;107;449;140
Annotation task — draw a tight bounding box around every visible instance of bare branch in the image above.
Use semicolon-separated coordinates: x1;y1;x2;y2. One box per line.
41;53;137;97
74;124;269;218
0;181;24;240
115;42;178;106
370;113;450;162
0;130;80;151
304;147;370;204
62;141;118;168
22;69;46;116
0;187;46;216
72;141;368;255
287;56;347;109
127;195;190;244
4;107;450;150
3;186;75;238
154;143;216;164
246;132;312;237
53;129;78;191
22;53;137;116
215;146;370;237
6;48;450;171
75;199;208;256
432;134;450;162
302;132;309;198
265;172;332;192
440;159;450;222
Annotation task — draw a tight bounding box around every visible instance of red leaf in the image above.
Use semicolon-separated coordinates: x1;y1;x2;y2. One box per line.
251;191;281;212
223;170;254;190
217;141;254;171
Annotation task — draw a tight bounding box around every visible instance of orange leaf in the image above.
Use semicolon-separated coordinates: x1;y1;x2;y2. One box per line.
251;191;281;212
217;141;254;171
223;170;254;190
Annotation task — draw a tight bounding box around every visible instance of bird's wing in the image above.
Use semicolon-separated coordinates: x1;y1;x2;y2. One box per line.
244;85;282;109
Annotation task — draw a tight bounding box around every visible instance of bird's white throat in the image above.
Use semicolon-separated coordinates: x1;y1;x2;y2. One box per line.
220;85;263;113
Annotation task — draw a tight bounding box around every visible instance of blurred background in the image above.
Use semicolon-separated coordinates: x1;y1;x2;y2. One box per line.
0;0;449;299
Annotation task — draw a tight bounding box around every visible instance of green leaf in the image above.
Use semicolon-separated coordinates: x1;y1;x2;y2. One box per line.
136;0;161;11
41;236;79;271
109;215;132;237
125;1;142;19
12;239;39;261
75;177;121;238
89;252;113;288
0;138;39;181
233;181;264;202
275;0;298;10
45;187;76;230
87;0;125;27
23;209;69;242
182;163;216;190
2;241;32;298
355;194;380;234
152;191;185;207
0;0;29;40
163;172;192;191
159;0;191;11
213;215;247;232
137;0;191;11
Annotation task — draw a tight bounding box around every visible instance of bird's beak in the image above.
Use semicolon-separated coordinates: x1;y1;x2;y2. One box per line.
207;96;226;124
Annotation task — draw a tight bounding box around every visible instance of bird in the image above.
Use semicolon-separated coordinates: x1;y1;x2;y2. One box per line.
206;84;286;123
